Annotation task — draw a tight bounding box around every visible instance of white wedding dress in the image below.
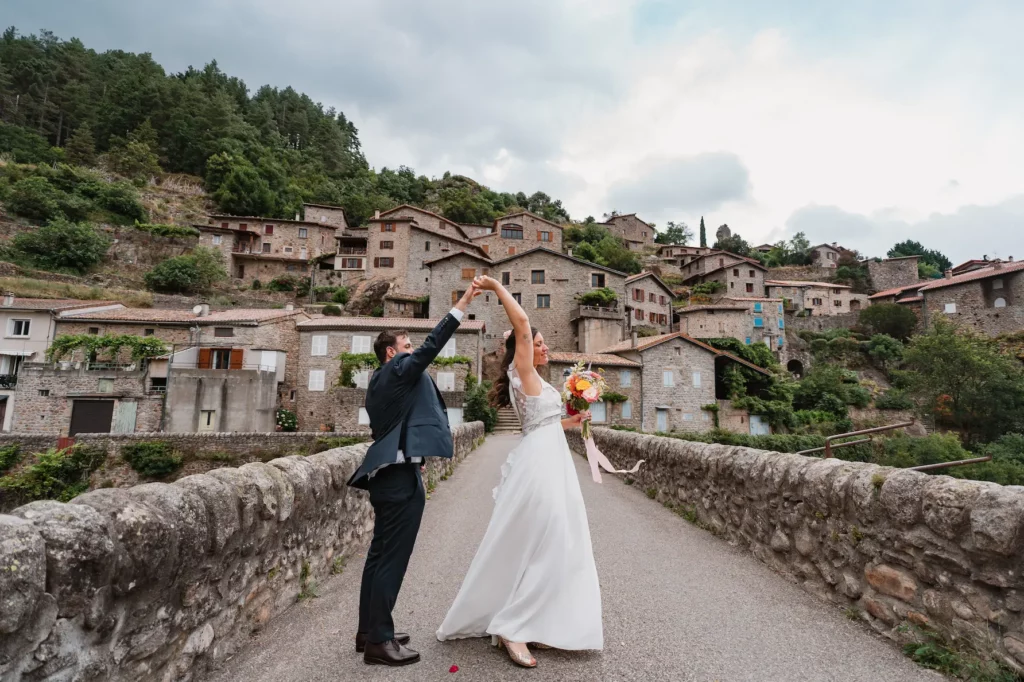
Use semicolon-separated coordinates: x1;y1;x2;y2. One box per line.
436;367;603;650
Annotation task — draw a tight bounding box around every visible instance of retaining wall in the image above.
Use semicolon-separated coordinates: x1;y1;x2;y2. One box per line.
568;428;1024;671
0;422;484;681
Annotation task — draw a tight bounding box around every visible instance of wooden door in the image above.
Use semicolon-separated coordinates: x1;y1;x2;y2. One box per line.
229;349;244;370
113;401;138;434
198;348;213;369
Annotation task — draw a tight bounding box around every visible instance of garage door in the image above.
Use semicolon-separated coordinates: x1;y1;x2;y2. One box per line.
69;400;115;436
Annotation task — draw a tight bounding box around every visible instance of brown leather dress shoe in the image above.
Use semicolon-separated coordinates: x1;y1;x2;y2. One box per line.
363;639;420;666
355;632;410;653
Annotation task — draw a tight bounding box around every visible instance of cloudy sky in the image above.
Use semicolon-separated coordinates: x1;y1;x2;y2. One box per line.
7;0;1024;261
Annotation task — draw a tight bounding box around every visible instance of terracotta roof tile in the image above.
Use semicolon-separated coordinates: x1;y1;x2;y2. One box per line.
490;247;628;276
674;304;749;314
494;211;566;230
917;261;1024;292
600;332;772;376
297;316;486;332
546;352;640;368
4;298;119;312
869;283;926;299
624;271;676;295
59;307;305;325
723;297;784;302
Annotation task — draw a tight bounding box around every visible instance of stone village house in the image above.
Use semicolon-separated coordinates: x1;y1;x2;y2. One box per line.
196;204;344;286
680;250;769;297
469;211;565;258
543;351;643;430
675;297;786;354
294;316;485;432
0;297;123;431
765;280;868;316
599;214;656;251
914;259;1024;337
11;306;308;436
600;332;774;434
809;243;844;269
425;247;628;355
624;272;676;336
654;245;712;277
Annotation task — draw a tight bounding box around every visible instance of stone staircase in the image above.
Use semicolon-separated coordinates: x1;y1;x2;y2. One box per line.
493;407;521;434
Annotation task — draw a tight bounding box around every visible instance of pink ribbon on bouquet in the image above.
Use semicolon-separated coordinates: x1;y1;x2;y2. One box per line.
584;434;644;484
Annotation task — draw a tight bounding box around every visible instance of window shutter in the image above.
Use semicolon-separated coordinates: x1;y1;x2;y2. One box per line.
374;257;379;267
229;349;244;370
198;348;212;370
452;290;459;304
312;335;328;356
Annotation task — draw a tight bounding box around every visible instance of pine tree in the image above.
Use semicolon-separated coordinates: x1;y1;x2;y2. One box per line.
65;124;97;166
699;216;707;248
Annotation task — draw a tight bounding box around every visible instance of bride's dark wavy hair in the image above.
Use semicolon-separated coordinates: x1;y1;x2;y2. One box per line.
488;327;539;409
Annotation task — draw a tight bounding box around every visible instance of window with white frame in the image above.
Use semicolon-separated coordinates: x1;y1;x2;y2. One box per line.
440;338;457;358
683;413;694;421
620;370;632;387
358;407;371;425
311;335;328;356
621;400;632;419
944;303;957;314
9;319;30;337
212;234;222;245
299;228;308;239
436;371;456;391
308;370;326;391
351;335;372;353
590;401;607;423
663;370;674;387
692;371;701;388
354;370;371;389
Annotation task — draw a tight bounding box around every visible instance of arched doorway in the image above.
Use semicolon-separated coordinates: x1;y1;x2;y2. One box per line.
787;359;805;378
850;300;862;312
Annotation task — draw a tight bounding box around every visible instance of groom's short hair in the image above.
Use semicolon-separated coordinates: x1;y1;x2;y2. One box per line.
374;329;408;364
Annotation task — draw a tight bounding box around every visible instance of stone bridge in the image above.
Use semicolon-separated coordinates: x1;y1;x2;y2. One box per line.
3;425;1023;681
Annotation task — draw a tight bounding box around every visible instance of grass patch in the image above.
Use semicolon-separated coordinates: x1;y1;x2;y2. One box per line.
0;444;21;475
121;441;183;479
902;628;1021;682
845;607;862;621
645;487;657;499
0;276;154;307
312;436;369;454
331;556;347;575
0;445;106;511
298;560;320;601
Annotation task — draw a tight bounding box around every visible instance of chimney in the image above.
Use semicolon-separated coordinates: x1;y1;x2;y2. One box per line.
994;260;1003;270
1010;256;1015;263
567;248;573;258
285;303;294;311
198;304;210;317
374;210;381;220
2;292;13;307
295;211;300;221
944;269;953;279
631;330;638;348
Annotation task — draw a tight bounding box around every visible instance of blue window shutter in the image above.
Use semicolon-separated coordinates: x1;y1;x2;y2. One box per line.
754;302;762;312
778;337;784;347
778;304;783;313
745;337;751;345
779;319;785;329
754;317;763;327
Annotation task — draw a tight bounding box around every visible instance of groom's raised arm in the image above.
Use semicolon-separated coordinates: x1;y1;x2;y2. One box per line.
394;285;479;380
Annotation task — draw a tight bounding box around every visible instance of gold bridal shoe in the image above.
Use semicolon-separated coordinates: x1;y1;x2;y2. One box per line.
492;635;538;668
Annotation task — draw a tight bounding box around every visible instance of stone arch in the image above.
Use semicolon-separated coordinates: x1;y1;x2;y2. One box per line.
850;299;862;312
787;359;805;378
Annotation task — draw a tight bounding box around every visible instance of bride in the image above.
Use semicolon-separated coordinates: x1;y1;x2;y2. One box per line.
436;275;603;668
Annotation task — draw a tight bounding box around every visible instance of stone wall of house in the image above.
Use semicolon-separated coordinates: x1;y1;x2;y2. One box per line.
296;327;479;431
53;321;192;351
302;204;348;229
767;265;838;282
619;338;718;433
784;310;862;334
233;257;308;286
432;250;627;353
0;423;484;682
542;361;642;429
11;365;164;436
921;272;1024;337
603;215;654;249
566;428;1024;669
365;220;414;290
716;399;755;434
867;258;920;292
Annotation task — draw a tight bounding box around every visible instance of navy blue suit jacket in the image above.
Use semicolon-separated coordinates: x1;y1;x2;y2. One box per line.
347;313;461;489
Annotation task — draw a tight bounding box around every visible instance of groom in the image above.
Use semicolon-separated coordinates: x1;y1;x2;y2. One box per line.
347;284;481;666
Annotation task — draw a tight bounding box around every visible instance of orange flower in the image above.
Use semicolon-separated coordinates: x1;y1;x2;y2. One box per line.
576;379;592;391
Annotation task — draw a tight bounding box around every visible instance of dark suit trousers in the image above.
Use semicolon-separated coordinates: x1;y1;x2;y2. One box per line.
358;461;426;644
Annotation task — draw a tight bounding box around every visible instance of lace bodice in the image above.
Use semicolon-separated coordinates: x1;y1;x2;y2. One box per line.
507;366;564;435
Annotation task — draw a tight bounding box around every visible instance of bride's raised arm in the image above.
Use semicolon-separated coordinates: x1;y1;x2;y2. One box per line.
473;275;543;397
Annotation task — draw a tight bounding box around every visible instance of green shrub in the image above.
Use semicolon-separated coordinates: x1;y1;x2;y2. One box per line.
276;409;298;432
6;176;63;221
577;287;618;306
133;222;201;238
144;247;226;294
121;442;183;478
464;375;498;432
867;334;904;370
95;182;147;223
251;279;262;290
331;287;350;305
860;303;918;341
267;275;300;292
876;389;914;411
0;445;107;510
322;304;342;316
12;218;111;274
0;444;21;474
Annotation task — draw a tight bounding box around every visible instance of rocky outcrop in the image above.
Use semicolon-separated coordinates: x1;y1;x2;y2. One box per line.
0;422;484;681
568;428;1024;671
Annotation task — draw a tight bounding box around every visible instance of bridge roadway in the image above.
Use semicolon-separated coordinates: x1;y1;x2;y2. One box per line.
212;434;942;682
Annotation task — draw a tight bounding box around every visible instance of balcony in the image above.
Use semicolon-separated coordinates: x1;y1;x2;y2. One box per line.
337;246;367;255
0;374;17;390
571;305;622;322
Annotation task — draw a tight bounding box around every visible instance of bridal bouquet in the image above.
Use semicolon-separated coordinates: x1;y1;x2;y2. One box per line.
561;360;608;440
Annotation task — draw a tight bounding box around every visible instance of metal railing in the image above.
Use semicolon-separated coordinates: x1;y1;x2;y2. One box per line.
909;456;993;472
0;374;17;389
797;421;915;458
337;247;367;255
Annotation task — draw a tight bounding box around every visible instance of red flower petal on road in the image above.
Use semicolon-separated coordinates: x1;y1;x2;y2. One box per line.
449;664;459;673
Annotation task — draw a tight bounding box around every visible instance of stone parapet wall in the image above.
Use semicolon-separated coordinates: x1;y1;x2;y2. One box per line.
0;422;484;682
785;310;861;333
567;428;1024;670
